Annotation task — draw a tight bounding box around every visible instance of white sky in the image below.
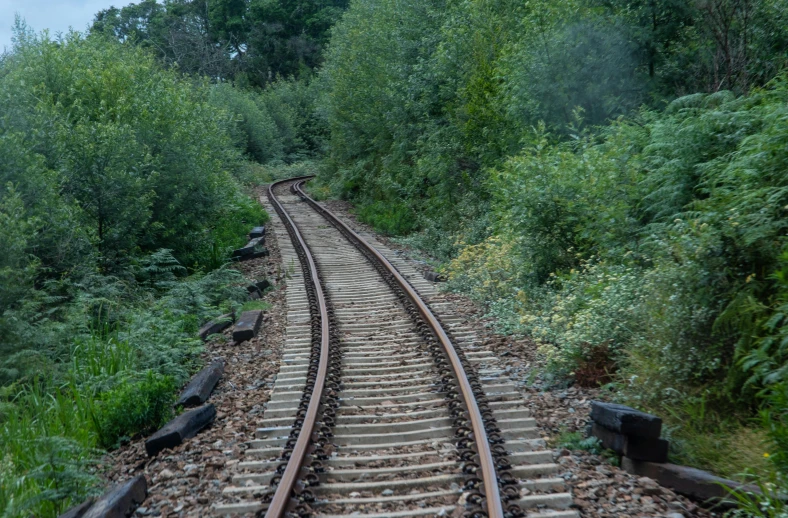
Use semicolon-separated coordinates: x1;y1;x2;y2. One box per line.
0;0;138;51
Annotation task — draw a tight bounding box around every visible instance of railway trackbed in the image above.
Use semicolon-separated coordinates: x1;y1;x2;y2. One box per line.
213;178;578;518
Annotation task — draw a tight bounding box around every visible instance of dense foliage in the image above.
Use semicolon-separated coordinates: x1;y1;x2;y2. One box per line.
318;0;788;482
92;0;349;88
0;27;283;516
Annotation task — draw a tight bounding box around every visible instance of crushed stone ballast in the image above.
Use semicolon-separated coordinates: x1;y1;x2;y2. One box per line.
212;178;578;518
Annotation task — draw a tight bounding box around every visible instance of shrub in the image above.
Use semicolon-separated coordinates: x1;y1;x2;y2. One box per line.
0;29;262;271
207;83;283;164
356;201;417;236
94;371;176;449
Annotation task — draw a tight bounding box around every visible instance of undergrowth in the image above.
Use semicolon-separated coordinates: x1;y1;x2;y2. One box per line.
0;262;248;516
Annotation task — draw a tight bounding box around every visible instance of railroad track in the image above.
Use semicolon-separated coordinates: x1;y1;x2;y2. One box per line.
214;178;578;518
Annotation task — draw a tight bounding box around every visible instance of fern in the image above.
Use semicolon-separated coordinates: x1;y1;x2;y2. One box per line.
136;249;187;289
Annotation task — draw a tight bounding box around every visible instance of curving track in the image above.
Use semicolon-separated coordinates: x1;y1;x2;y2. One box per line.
214;178;578;518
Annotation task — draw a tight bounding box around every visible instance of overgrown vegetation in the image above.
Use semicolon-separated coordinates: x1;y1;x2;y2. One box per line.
0;0;336;514
5;0;788;513
316;0;788;488
0;23;296;516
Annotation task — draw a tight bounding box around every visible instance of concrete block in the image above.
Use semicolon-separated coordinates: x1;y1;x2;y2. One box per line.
176;360;224;407
145;405;216;457
621;457;757;504
249;226;265;239
198;313;233;340
591;422;668;462
233;310;263;343
590;401;662;438
81;476;147;518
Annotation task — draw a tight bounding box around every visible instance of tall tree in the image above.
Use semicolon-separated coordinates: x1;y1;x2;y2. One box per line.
92;0;349;87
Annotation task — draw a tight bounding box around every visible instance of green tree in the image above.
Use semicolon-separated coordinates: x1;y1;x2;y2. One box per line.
93;0;350;87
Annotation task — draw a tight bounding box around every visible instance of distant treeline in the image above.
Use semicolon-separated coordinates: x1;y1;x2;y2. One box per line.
92;0;348;88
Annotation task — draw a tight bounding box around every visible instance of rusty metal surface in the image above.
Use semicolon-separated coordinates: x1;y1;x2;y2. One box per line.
264;176;504;517
264;177;329;518
290;180;505;518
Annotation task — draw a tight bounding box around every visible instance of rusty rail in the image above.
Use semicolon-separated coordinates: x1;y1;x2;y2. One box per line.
264;177;329;518
291;180;505;518
264;177;504;518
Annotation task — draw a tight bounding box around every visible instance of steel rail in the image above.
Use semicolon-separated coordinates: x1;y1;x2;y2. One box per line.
291;179;505;518
264;177;330;518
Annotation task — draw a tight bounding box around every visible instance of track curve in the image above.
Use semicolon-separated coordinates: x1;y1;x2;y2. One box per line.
214;178;578;518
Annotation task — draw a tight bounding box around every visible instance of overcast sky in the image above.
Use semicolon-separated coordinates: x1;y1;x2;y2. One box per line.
1;0;138;51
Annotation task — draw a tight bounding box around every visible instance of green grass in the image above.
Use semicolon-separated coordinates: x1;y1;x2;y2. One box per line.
356;200;417;236
241;300;272;312
664;412;770;480
555;429;621;466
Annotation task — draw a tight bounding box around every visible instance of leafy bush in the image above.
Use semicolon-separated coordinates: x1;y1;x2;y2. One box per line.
207;83;283;164
94;372;176;449
258;78;327;163
436;81;788;476
356;201;417;236
0;28;261;271
0;18;278;518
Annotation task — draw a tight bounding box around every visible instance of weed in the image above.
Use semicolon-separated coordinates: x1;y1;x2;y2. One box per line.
241;301;272;312
94;371;176;449
724;470;788;517
557;430;603;454
557;430;620;466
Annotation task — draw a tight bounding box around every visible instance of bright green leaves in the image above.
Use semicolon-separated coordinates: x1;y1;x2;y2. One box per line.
0;31;263;271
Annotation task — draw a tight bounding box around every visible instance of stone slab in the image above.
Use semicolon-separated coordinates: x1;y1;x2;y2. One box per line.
58;499;94;518
590;401;662;438
198;314;233;340
591;423;668;462
255;278;272;292
145;405;216;456
621;457;758;504
176;360;224;407
249;226;266;239
233;310;263;343
81;476;147;518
